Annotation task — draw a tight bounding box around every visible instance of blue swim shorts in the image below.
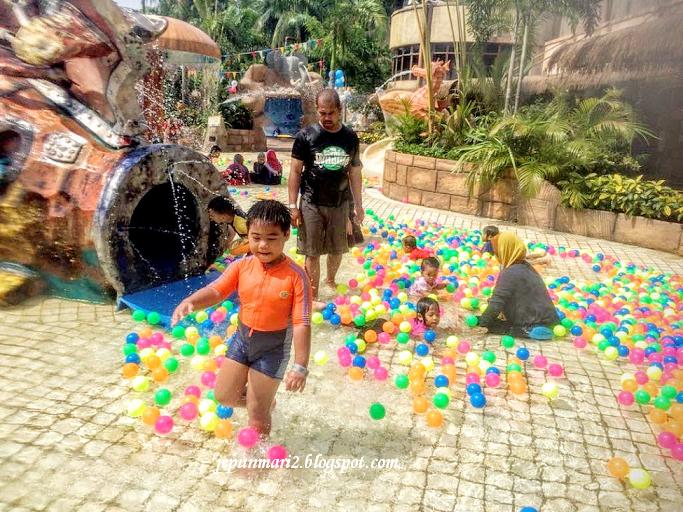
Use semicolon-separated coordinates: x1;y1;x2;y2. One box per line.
226;323;292;379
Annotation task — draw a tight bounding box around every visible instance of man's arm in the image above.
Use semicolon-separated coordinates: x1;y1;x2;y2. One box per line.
349;164;364;224
288;157;304;226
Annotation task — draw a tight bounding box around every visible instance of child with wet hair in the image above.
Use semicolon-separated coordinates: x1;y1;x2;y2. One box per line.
402;235;433;260
409;256;446;297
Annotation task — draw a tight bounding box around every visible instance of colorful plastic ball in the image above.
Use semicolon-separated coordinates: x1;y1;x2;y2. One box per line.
485;372;501;387
215;419;233;439
126;399;146;417
348;366;364;380
553;325;567;337
658;431;677;449
200;412;219;431
604;346;619;360
146;311;161;325
516;347;530;361
465;352;480;367
446;336;458;348
374;367;389;380
573;337;587;349
470;393;486;408
180;344;195;357
434;375;449;388
547;364;564;377
457;341;471;354
532;355;548;369
237;427;260;448
416;343;430;357
201;371;217;388
672;444;683;461
413;396;429;414
466;383;482;396
634;390;651;404
131;376;150;392
627;468;652;489
607;456;629;479
617;391;634;406
501;336;515;349
179;402;198;421
424;330;436;343
426;409;444;428
654;396;671;411
142;406;160;426
369;402;386;420
398;350;413;366
267;444;289;463
154;388;172;407
519;508;538;512
313;350;329;366
132;310;146;322
396;332;411;344
122;363;139;379
154;415;174;434
433;393;450;409
542;382;559;400
465;315;478;327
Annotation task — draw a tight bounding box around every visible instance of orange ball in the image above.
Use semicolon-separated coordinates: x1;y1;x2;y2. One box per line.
204;359;218;372
139;327;153;338
348;366;364;381
183;395;199;405
146;354;161;370
509;380;527;394
225;325;237;338
152;367;169;383
441;364;456;382
670;403;683;421
649;407;668;425
643;382;658;397
382;321;396;334
341;314;353;325
391;313;404;325
621;379;637;392
209;335;223;349
364;330;378;343
413;396;429;414
666;419;683;437
215;419;233;439
121;363;139;379
410;380;427;396
426;409;444;428
606;456;629;479
142;406;160;426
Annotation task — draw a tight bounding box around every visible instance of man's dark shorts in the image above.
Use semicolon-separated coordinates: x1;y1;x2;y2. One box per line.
297;199;349;257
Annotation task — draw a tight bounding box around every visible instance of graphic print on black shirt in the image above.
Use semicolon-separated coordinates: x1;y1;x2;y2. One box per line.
291;123;361;207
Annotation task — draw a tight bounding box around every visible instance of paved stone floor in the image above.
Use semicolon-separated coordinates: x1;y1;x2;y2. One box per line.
1;179;682;512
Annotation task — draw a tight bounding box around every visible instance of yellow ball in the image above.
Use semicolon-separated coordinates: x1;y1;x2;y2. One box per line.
478;360;491;373
620;373;635;384
200;412;219;432
350;296;362;305
465;352;480;367
399;321;412;333
127;399;146;418
446;335;458;348
460;298;472;310
214;344;227;356
288;247;298;255
131;376;150;392
541;382;559;400
397;292;408;303
230;313;239;326
398;350;413;366
646;366;662;381
191;356;207;371
604;346;619;361
139;347;155;362
421;356;435;372
156;348;172;362
356;339;367;353
185;326;199;340
628;468;652;490
314;350;329;365
198;399;217;414
195;310;208;323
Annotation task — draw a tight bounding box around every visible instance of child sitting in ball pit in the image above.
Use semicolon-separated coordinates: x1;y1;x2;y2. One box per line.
409;257;447;297
411;296;441;337
402;235;434;260
171;200;312;437
481;225;499;254
206;196;249;270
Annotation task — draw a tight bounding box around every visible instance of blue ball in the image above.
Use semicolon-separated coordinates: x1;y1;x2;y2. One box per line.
516;347;530;361
126;332;139;344
346;341;358;354
486;367;500;375
676;391;683;404
424;330;436;343
389;298;401;309
330;314;341;326
470;392;486;408
434;375;449;388
617;345;630;357
570;326;583;336
592;264;601;272
352;355;366;368
322;309;332;320
466;383;481;396
415;343;430;357
608;336;620;347
125;354;141;364
216;405;233;419
520;508;538;512
663;356;677;364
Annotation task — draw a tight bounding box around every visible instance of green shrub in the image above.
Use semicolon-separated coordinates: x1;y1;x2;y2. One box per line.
557;172;683;223
218;101;253;130
358;122;387;144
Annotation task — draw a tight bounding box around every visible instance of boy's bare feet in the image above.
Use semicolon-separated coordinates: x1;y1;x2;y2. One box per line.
324;279;337;290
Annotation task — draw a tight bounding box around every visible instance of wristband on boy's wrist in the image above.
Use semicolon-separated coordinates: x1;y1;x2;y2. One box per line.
291;363;308;376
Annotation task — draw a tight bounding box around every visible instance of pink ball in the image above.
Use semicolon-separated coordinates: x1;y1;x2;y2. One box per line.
533;355;548;369
367;356;380;370
348;279;358;289
237;427;260;448
339;355;352;367
441;356;454;366
378;332;391;344
617;391;634;406
185;385;201;398
672;443;683;461
630;350;645;366
634;371;648;385
267;444;289;463
548;364;564;378
215;356;226;367
334;296;346;305
658;431;677;449
210;311;224;323
457;341;471;354
337;347;351;357
155;415;174;434
485;373;500;387
160;341;172;350
465;373;480;385
360;292;371;301
179;402;198;421
151;333;164;345
138;339;151;349
373;367;388;380
201;371;216;388
573;337;587;349
648;353;663;364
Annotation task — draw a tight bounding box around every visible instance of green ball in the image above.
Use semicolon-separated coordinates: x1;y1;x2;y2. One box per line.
396;332;410;344
223;301;235;312
598;340;610;352
196;338;211;355
433;393;450;409
506;363;522;373
353;315;366;327
163;357;179;373
470;298;480;310
172;325;185;339
369;402;386;420
292;227;298;236
446;283;456;293
132;310;146;322
180;343;195;357
206;390;217;402
661;385;677;399
654;396;671;411
634;390;651;405
560;318;574;328
501;336;515;349
465;315;478;328
154;388;172;407
123;344;138;356
481;351;496;364
147;311;161;325
395;374;409;389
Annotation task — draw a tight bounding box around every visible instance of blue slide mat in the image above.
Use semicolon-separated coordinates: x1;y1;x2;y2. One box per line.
119;271;222;328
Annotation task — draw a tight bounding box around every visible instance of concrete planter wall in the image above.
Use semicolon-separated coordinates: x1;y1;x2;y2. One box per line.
203;115;267;153
384;150;683;254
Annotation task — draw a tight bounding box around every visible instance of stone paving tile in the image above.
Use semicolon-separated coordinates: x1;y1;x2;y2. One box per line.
1;187;682;511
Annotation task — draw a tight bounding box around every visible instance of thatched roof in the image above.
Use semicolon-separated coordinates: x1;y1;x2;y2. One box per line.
546;2;683;82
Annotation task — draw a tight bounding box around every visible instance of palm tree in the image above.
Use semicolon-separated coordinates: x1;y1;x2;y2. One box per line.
258;0;319;47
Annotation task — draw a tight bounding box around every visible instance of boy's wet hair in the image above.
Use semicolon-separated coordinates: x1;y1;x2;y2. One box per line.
247;200;291;232
416;297;439;324
402;235;417;249
421;256;440;271
257;152;265;159
234;153;244;163
483;225;499;239
208;196;236;215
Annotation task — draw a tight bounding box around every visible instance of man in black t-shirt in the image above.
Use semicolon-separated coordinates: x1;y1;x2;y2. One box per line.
289;89;364;305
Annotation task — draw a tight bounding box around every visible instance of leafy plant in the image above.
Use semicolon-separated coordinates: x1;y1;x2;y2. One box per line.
358;122;386;144
218;101;254;130
557;172;683;223
389;100;428;145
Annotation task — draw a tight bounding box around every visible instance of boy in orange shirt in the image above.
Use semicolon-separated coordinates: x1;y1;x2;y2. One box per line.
171;200;312;436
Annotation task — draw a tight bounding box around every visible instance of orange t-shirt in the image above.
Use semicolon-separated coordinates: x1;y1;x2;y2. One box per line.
210;255;311;331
